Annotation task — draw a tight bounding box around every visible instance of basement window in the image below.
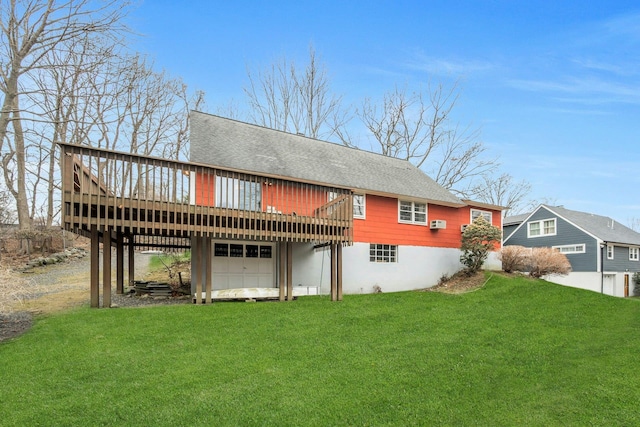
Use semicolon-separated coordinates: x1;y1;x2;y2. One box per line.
370;244;397;263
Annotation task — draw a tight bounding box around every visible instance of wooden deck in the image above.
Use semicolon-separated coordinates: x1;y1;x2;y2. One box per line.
59;143;353;244
57;142;350;308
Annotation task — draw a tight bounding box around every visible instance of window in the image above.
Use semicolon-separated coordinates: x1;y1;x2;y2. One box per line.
215;176;261;210
630;247;639;261
553;244;585;254
370;244;397;263
398;200;427;225
471;209;492;224
607;245;614;260
353;194;365;219
214;243;273;258
527;218;556;238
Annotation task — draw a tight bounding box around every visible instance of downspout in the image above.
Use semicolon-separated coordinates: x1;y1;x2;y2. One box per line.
600;242;606;294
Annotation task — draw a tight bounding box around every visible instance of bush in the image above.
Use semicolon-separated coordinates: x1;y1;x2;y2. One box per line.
460;216;502;275
499;245;530;273
528;247;571;278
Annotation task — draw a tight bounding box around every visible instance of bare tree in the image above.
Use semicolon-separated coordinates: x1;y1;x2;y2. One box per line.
357;84;496;197
628;218;640;232
470;173;532;217
0;0;129;230
0;183;16;225
244;45;348;140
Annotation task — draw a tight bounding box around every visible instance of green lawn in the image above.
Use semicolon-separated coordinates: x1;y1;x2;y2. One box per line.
1;273;639;426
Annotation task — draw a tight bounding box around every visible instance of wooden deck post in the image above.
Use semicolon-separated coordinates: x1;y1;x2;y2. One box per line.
279;242;286;301
330;243;337;301
103;227;112;308
286;242;293;301
128;236;135;287
90;225;99;308
116;231;124;294
205;236;212;304
337;243;343;301
192;236;202;304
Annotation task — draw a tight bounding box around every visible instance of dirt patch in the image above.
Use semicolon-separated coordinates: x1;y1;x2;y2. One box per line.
423;271;490;294
0;250;157;342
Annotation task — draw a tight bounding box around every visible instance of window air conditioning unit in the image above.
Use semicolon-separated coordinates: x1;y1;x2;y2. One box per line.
430;220;446;229
460;224;470;233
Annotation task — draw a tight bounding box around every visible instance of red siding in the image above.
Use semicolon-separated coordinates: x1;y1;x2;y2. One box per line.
354;195;457;248
354;195;502;249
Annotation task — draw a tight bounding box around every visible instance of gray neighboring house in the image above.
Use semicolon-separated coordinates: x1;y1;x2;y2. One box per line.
504;204;640;297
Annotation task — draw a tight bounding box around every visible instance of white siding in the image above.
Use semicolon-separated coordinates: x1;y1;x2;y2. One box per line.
292;243;465;294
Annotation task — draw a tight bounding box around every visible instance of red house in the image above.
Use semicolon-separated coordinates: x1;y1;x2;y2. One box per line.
190;112;502;296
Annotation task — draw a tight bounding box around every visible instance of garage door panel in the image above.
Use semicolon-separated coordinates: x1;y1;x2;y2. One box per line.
212;241;275;289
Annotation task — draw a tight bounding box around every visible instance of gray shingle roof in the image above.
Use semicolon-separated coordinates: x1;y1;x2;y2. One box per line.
190;111;463;206
505;205;640;245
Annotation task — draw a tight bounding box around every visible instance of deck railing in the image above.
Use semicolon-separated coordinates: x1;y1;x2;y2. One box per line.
59;143;353;244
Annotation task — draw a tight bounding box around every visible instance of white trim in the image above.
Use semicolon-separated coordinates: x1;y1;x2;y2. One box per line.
527;217;557;238
471;208;492;224
607;244;614;260
552;243;586;254
353;194;366;219
629;247;639;261
398;200;427;225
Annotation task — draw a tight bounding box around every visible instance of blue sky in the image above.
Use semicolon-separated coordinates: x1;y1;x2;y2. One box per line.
128;1;640;224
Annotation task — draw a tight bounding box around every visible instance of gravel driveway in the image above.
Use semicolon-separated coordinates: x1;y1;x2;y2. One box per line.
1;250;189;342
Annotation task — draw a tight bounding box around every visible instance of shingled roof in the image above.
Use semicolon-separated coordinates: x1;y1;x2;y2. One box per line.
190;111;463;206
505;205;640;246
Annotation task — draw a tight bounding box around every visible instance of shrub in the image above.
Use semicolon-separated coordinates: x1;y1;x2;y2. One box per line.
460;216;502;275
499;245;530;273
528;247;571;278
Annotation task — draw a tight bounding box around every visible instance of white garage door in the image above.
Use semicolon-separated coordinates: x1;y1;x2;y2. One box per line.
212;241;275;289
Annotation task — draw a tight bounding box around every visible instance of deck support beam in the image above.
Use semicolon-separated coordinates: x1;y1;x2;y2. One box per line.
337;243;343;301
192;236;202;304
103;227;112;308
128;236;135;287
90;225;99;308
279;242;286;301
205;236;212;304
116;231;124;294
286;242;293;301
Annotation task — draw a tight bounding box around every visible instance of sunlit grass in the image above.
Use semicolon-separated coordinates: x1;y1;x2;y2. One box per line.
1;273;639;426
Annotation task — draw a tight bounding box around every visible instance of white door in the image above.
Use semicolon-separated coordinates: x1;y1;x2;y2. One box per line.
212;241;275;289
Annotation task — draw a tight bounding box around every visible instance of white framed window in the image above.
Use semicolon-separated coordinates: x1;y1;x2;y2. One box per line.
527;218;556;238
553;244;585;254
629;247;639;261
216;176;261;210
607;245;614;260
369;244;397;263
353;194;365;219
398;200;427;225
471;209;492;224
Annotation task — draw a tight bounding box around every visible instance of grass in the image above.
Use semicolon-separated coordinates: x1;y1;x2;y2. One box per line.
148;251;191;272
1;273;639;426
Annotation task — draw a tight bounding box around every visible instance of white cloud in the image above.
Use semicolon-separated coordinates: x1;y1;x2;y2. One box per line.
403;51;497;77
